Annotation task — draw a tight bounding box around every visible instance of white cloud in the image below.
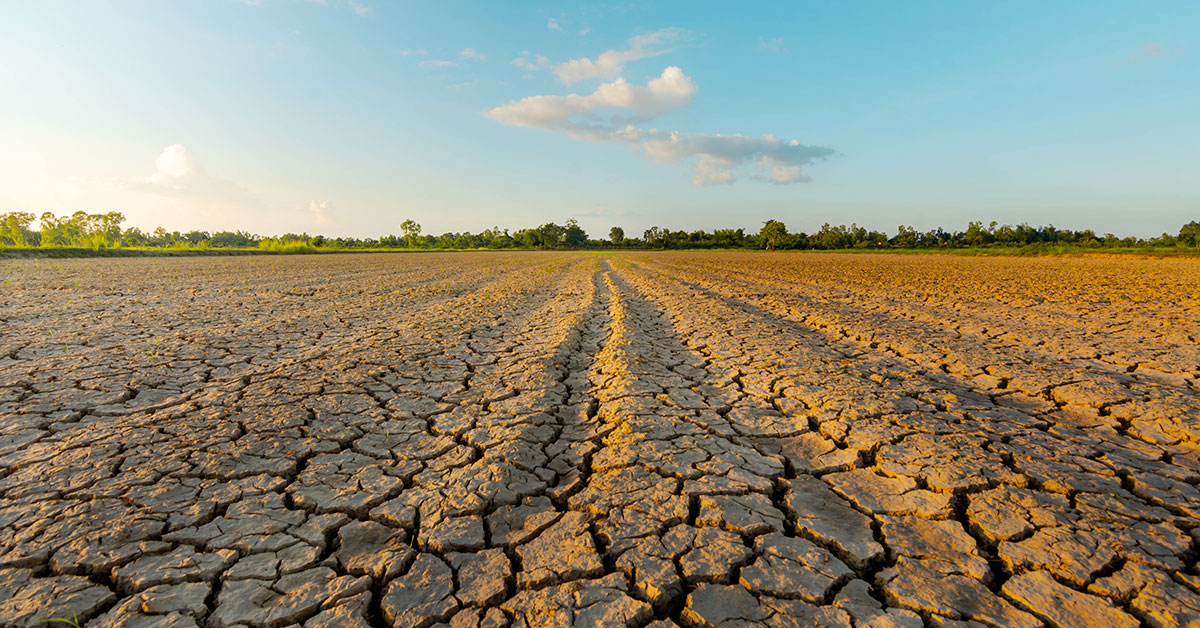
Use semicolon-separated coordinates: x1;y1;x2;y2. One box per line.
459;47;486;61
121;144;273;223
449;79;478;89
112;145;350;232
552;28;684;84
547;18;561;31
485;66;697;138
759;36;785;54
485;26;830;186
399;48;428;57
642;132;832;185
765;163;808;184
309;200;332;226
147;144;192;182
485;68;833;185
512;51;549;71
421;59;457;69
691;156;736;185
129;145;259;203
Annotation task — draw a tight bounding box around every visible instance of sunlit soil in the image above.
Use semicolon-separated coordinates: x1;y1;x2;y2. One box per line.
0;251;1197;627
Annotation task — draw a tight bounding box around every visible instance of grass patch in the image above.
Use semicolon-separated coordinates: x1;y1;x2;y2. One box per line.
257;239;318;254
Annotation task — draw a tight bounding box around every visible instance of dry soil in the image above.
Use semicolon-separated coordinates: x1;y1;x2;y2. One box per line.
1;251;1198;628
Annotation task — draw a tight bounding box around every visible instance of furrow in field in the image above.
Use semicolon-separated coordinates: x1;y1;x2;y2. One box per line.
554;262;920;627
650;252;1200;382
1;252;1197;628
640;253;1200;452
0;254;601;628
622;256;1196;627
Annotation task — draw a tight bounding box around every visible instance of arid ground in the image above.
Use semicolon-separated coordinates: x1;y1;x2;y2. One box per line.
1;251;1198;628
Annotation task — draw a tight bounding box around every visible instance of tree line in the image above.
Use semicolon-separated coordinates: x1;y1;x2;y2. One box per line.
2;210;1199;252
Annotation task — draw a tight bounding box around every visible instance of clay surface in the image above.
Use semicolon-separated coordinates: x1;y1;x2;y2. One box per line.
1;251;1197;627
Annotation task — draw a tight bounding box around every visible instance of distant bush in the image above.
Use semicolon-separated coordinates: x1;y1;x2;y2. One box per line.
258;238;317;254
7;211;1200;254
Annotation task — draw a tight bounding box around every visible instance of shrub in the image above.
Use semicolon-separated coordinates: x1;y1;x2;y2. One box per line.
259;238;317;254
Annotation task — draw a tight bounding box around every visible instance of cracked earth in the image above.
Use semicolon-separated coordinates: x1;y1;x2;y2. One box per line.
1;251;1198;628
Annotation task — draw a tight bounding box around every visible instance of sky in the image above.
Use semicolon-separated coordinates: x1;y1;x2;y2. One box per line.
0;0;1196;239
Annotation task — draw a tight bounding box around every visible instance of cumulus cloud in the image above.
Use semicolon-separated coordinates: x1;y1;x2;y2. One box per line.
119;145;355;232
485;68;832;185
642;132;832;185
309;200;332;226
145;144;193;183
691;156;736;185
128;145;261;204
552;28;684;84
547;18;561;31
763;162;808;184
512;51;549;71
421;59;457;69
485;66;697;138
459;47;486;61
486;27;831;186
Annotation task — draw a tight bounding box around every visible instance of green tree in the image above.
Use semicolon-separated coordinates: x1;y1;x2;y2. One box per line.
1179;221;1200;247
39;212;72;246
536;222;565;249
760;219;787;251
122;226;148;247
812;223;851;249
564;219;588;247
183;230;210;245
963;221;992;246
893;225;919;248
150;227;175;247
643;226;666;248
0;212;37;246
609;226;625;245
209;230;257;247
489;232;514;249
97;212;124;247
400;219;422;248
515;229;539;248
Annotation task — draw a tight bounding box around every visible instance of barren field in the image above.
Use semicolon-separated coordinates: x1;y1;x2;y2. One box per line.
1;251;1198;628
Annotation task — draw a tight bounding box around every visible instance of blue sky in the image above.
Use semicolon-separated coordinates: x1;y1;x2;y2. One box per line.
0;0;1196;238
